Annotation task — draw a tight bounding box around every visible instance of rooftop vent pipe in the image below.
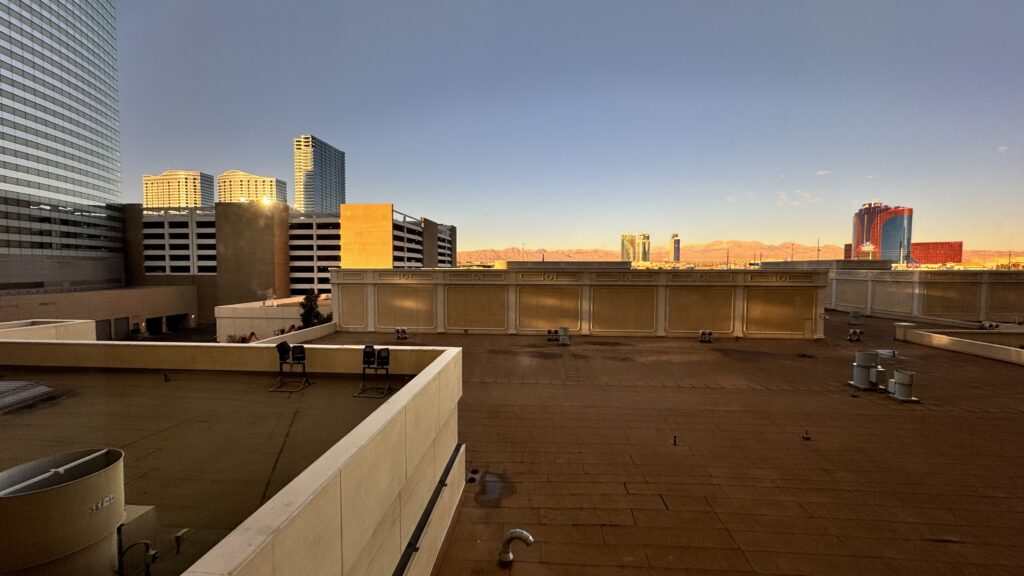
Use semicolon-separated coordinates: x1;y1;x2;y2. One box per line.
889;369;919;403
849;351;881;391
498;528;534;567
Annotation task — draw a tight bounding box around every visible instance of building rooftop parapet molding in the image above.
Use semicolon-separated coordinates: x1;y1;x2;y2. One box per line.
492;261;633;270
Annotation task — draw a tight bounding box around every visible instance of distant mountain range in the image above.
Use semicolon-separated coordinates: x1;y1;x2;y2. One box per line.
458;242;1020;265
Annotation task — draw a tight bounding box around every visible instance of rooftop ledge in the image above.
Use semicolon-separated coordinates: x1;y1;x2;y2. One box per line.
0;339;463;576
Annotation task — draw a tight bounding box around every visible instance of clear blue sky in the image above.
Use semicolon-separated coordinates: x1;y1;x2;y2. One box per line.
118;0;1024;251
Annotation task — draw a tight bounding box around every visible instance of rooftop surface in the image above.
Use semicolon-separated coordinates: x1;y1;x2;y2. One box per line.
313;314;1024;576
0;368;387;575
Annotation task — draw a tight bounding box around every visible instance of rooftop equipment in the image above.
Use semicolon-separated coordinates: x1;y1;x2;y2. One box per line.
889;369;920;403
354;346;394;398
849;351;884;391
0;449;126;575
498;528;535;567
270;342;313;392
0;381;56;413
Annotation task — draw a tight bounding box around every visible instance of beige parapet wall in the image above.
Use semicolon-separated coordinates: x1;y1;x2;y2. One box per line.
0;286;197;325
0;340;443;375
331;268;829;339
895;324;1024;366
828;270;1024;324
183;347;463;576
0;319;96;341
0;339;464;576
215;296;333;342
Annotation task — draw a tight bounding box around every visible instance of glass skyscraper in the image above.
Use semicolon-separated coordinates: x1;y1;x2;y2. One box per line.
1;0;123;293
293;134;346;214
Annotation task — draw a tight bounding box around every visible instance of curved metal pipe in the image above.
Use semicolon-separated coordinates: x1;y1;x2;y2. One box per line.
498;528;534;567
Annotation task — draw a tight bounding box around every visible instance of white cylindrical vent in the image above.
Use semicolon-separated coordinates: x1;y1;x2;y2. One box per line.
869;367;888;386
893;369;915;400
851;351;879;389
0;449;125;575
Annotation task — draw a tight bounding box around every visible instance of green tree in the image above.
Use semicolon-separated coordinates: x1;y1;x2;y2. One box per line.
299;290;325;329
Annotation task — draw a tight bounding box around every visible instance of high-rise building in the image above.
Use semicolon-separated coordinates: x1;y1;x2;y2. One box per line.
852;202;913;264
670;233;680;262
293;135;345;213
1;0;124;294
217;170;286;204
637;234;651;262
620;234;637;261
143;170;214;208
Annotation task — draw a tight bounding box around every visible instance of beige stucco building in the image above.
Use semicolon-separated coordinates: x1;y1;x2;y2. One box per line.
142;170;214;208
216;170;287;204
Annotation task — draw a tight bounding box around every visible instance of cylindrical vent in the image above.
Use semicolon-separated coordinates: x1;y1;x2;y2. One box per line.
893;369;915;400
0;449;125;575
854;351;879;366
869;367;888;386
851;351;879;388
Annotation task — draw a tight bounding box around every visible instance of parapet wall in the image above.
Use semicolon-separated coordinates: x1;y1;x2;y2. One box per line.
0;340;463;576
0;340;441;375
0;319;96;341
332;268;829;339
185;347;463;576
894;325;1024;366
828;270;1024;324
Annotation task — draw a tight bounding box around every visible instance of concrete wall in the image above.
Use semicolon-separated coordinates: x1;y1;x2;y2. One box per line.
894;325;1024;366
183;347;462;576
0;341;442;375
216;202;291;305
340;204;394;269
828;270;1024;324
333;268;829;339
421;218;439;268
0;286;198;338
214;296;334;342
0;319;96;341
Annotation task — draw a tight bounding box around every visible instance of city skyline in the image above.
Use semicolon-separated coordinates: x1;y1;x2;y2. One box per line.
118;1;1023;251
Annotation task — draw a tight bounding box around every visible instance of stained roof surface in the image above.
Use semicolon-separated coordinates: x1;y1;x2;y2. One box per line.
314;314;1024;576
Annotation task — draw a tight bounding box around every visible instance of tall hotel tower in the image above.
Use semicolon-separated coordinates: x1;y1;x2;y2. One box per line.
1;0;123;294
852;202;913;264
217;170;287;204
143;170;214;208
293;135;345;214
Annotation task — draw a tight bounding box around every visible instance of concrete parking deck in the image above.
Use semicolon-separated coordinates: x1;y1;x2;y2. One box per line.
0;369;388;575
313;313;1024;576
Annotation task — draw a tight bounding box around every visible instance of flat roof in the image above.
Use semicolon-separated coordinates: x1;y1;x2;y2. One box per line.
312;314;1024;575
0;369;388;574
